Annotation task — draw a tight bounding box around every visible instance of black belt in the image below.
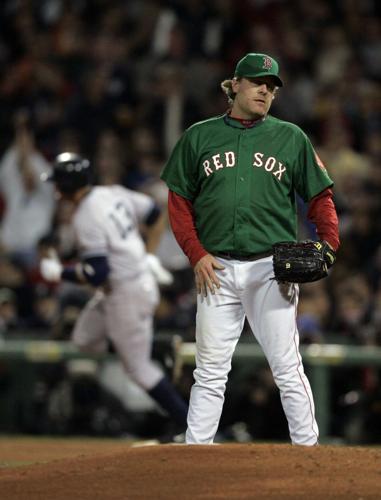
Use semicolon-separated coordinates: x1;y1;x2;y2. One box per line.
214;251;273;261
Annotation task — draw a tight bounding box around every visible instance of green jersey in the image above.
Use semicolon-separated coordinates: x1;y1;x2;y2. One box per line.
161;113;333;255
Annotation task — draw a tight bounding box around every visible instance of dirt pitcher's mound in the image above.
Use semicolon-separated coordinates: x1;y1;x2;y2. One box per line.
1;442;381;499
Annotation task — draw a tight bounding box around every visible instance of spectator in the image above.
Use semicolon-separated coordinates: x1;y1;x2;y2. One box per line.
0;287;20;336
0;111;55;268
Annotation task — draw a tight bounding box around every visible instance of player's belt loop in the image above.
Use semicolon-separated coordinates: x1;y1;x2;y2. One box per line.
214;251;273;261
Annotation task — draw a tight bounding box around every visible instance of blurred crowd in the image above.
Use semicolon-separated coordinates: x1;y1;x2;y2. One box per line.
0;0;380;442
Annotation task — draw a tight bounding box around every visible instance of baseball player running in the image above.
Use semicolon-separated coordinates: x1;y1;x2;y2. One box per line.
40;152;188;435
161;53;339;446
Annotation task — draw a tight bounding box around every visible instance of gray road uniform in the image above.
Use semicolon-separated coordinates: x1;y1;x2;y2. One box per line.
71;185;162;390
41;152;188;433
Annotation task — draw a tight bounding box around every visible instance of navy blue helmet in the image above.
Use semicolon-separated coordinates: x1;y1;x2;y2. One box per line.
43;152;92;194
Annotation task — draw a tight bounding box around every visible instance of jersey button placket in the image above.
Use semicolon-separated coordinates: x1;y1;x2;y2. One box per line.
235;130;251;250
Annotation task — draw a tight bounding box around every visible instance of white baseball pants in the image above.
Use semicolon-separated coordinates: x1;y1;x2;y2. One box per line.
72;273;163;390
185;256;319;446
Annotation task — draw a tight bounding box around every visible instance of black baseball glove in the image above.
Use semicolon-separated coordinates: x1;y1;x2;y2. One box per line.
271;240;336;283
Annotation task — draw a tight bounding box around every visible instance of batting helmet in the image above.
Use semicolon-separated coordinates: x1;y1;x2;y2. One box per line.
42;152;92;194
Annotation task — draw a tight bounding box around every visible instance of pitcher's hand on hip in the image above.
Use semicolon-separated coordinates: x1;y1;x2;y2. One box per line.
194;254;225;297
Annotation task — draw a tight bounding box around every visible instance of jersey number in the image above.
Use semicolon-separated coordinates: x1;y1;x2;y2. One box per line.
108;201;134;239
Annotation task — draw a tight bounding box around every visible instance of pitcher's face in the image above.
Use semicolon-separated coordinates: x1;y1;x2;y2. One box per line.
231;76;277;119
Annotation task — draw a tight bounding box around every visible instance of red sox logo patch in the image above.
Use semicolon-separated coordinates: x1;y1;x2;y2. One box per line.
262;57;273;69
314;150;327;171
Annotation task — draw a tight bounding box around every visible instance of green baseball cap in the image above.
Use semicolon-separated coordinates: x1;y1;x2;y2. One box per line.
234;53;283;87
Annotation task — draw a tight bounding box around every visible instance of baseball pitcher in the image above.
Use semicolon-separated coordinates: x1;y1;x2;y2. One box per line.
161;53;339;446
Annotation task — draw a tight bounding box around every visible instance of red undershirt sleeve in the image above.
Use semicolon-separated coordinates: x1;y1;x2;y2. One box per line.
167;190;208;267
307;187;340;251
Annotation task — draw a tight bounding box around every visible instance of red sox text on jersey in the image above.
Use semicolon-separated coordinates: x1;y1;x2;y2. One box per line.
203;151;287;181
